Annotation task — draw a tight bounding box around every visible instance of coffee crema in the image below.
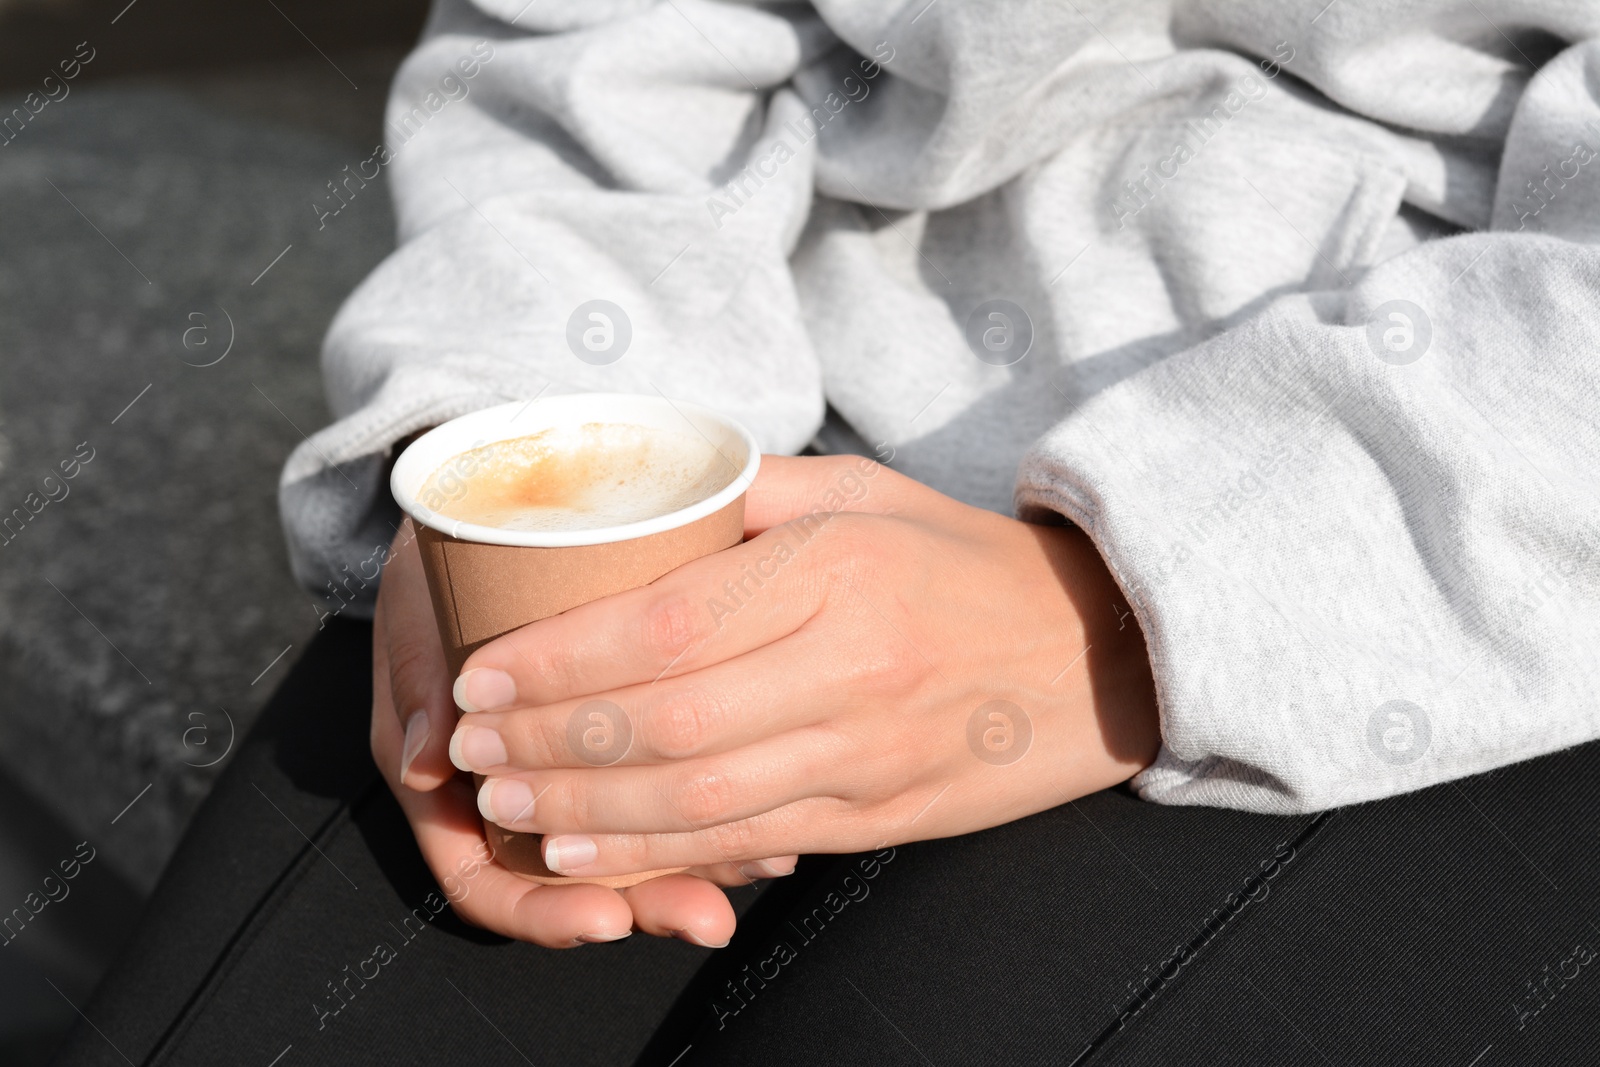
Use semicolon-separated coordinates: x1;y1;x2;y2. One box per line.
417;422;739;532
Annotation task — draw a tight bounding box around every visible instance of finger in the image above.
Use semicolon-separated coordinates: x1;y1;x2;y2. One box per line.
619;874;737;948
424;784;755;948
450;629;842;772
453;454;924;712
403;777;638;947
539;798;857;877
373;619;638;945
380;521;458;792
624;857;799;947
470;730;839;836
456;523;838;711
376;542;783;947
742;454;909;537
685;856;799;888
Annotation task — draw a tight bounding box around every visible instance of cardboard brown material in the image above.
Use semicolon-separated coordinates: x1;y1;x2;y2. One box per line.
391;395;760;890
417;501;745;674
414;501;743;888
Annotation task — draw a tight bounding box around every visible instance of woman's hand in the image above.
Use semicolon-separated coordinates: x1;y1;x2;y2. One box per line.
446;455;1161;878
371;520;796;949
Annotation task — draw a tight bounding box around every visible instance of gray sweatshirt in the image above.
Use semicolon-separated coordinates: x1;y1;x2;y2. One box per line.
281;0;1600;814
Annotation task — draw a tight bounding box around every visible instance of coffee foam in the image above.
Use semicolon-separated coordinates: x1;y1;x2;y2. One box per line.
418;422;740;533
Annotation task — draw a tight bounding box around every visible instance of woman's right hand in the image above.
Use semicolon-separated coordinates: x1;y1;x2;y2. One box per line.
370;519;794;948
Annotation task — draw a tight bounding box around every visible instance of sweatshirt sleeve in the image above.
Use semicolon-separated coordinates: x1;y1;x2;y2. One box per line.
1016;38;1600;813
279;0;831;614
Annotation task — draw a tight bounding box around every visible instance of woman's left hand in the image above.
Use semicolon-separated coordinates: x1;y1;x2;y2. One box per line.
447;454;1161;878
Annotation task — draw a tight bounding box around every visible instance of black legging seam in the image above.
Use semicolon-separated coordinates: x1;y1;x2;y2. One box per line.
1066;809;1339;1066
141;776;388;1066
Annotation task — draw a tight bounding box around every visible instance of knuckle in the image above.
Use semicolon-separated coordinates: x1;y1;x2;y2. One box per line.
820;454;858;476
817;514;876;576
516;711;568;767
386;635;436;707
675;768;739;829
817;454;866;492
640;593;703;664
868;640;925;694
707;816;758;857
520;638;582;700
864;458;909;496
645;688;722;759
872;794;929;845
546;775;587;832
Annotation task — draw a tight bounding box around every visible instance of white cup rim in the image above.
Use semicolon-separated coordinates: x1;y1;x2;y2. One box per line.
390;394;761;548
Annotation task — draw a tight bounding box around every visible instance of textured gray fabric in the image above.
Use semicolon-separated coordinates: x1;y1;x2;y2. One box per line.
280;0;1600;813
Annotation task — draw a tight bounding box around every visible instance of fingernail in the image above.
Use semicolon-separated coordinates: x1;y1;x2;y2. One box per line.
450;726;508;772
576;930;633;944
738;859;796;881
544;834;598;873
477;778;537;826
454;668;517;713
399;710;429;786
673;929;730;949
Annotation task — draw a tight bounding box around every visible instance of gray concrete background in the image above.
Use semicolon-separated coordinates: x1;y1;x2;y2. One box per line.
0;5;427;1055
0;45;407;890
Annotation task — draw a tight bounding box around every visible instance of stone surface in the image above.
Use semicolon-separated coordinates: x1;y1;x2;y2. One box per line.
0;49;406;894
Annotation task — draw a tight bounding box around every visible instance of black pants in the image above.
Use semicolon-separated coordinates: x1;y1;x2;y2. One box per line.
54;621;1600;1065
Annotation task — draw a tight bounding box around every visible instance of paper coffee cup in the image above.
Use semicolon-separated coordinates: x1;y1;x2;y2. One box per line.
390;394;760;888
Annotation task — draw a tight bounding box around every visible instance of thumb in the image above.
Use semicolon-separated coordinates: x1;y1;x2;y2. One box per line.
743;453;910;538
379;520;458;792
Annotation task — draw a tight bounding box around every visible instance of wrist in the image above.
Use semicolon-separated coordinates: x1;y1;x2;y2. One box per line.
1033;522;1162;780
